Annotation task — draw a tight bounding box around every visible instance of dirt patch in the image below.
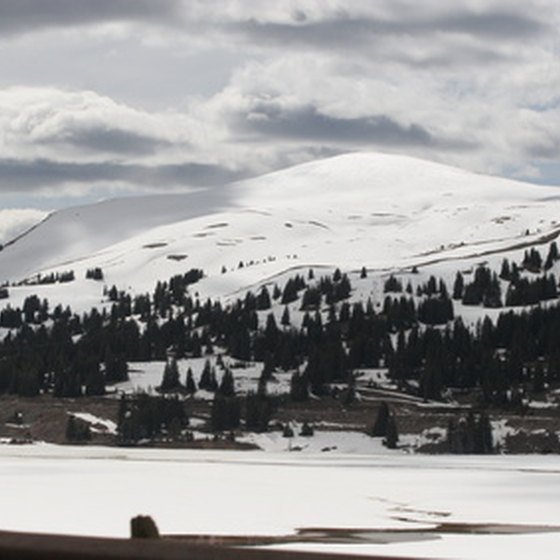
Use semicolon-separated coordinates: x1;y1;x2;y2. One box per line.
0;396;118;445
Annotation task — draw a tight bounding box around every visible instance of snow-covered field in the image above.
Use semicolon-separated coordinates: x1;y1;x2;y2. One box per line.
0;445;559;559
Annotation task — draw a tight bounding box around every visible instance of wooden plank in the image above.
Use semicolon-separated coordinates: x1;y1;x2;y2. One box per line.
0;530;432;560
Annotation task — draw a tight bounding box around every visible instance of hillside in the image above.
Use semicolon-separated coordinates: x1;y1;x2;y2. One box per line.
0;152;559;309
1;152;560;454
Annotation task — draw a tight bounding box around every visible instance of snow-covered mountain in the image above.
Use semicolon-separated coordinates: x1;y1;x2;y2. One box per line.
1;152;559;309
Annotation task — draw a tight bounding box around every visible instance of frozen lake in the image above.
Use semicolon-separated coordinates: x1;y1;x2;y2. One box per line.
0;445;559;559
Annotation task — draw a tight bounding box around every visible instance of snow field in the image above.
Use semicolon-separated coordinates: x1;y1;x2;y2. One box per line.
0;446;559;559
2;152;560;308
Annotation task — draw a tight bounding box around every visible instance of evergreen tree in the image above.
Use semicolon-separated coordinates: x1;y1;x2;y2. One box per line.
452;272;464;299
160;357;181;391
66;416;92;442
104;348;128;383
185;367;197;394
210;395;240;432
281;306;291;326
281;279;299;304
523;248;542;273
383;414;399;449
199;359;217;391
256;286;272;310
300;422;314;437
370;401;390;437
217;368;235;397
499;259;511;280
475;413;493;454
384;275;403;293
245;391;274;432
85;361;105;396
545;242;559;270
290;370;309;401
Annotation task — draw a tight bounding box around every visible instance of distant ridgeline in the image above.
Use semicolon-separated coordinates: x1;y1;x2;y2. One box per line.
0;243;560;446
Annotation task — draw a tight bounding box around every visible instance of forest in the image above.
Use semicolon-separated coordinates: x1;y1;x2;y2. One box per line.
0;243;560;450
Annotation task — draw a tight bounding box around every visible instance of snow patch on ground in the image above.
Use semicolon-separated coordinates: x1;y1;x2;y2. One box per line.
239;429;393;454
492;419;518;449
68;412;117;435
528;400;558;409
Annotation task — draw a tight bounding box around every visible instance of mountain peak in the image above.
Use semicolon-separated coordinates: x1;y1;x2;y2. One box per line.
234;151;545;210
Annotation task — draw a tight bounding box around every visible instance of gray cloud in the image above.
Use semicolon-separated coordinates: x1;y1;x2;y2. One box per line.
0;158;244;191
235;104;473;151
441;11;546;38
42;127;174;156
228;11;547;51
0;0;182;36
0;2;546;47
528;141;560;160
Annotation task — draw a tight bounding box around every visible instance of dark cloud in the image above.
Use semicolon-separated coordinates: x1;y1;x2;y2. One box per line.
42;127;174;156
235;104;473;150
0;158;244;191
442;12;545;38
0;3;545;45
392;46;509;68
528;142;560;160
229;11;547;51
0;0;182;36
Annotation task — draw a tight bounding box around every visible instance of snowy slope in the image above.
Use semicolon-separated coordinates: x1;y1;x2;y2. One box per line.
1;152;559;305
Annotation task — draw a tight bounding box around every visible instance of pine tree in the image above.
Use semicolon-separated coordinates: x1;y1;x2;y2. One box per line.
300;422;314;436
160;357;181;391
499;259;511;280
66;416;92;442
218;368;235;396
281;306;291;326
281;279;299;304
199;359;217;391
256;286;272;310
245;391;274;432
272;284;282;300
104;348;128;383
210;395;240;432
85;361;105;396
545;242;559;270
290;370;309;401
384;275;403;293
370;401;390;437
185;368;197;394
475;413;493;454
383;414;399;449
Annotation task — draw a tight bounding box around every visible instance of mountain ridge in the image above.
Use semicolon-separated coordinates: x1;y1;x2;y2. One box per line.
1;152;559;308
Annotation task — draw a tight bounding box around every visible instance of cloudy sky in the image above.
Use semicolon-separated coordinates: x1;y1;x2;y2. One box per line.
1;0;560;225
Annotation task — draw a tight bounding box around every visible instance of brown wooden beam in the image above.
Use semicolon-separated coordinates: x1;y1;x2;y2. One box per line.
0;530;434;560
